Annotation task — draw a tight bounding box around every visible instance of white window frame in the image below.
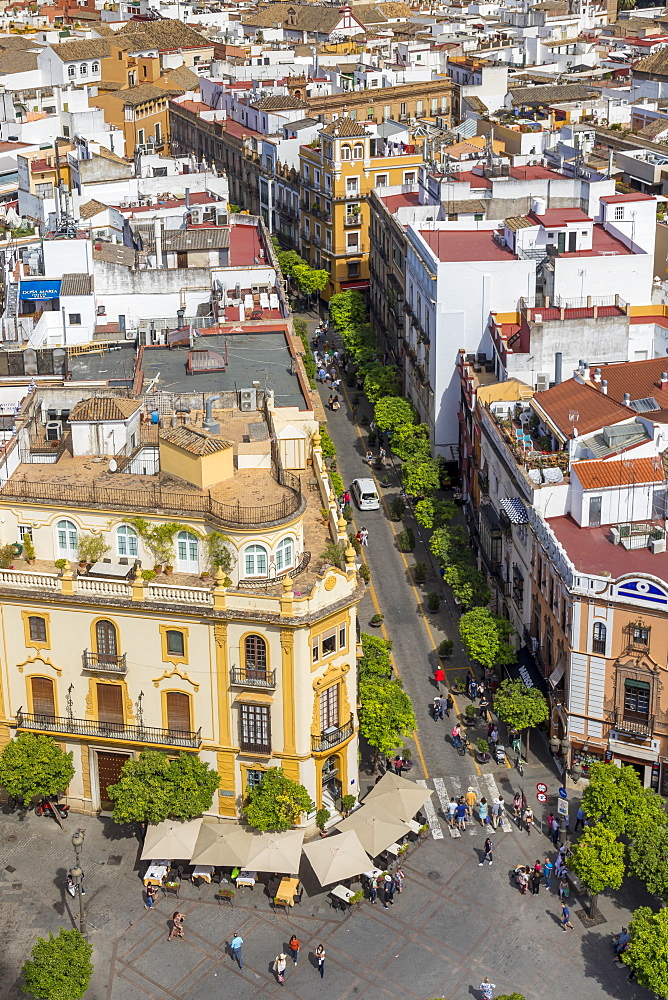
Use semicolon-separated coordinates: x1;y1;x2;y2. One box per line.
56;519;78;560
116;524;138;558
176;530;199;573
244;543;268;577
275;537;294;572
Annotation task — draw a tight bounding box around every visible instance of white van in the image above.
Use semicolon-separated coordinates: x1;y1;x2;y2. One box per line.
351;478;380;511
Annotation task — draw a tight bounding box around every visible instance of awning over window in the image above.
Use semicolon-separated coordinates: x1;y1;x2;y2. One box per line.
506;646;548;694
499;497;529;524
339;280;369;291
19;279;61;301
549;661;565;688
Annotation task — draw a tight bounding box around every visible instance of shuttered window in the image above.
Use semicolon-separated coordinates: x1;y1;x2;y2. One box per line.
245;635;267;678
166;692;191;733
320;685;339;732
97;684;123;726
31;676;55;717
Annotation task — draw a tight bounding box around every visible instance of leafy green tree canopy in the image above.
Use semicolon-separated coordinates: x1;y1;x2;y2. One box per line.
458;608;516;670
402;455;440;498
107;749;219;825
292;263;328;295
582;762;667;837
0;733;75;803
430;524;469;565
374;397;414;432
493;678;549;732
363;361;400;404
414;498;456;531
358;632;393;680
359;678;416;758
244;767;314;832
22;928;93;1000
623;906;668;997
628;824;668;902
389;423;431;463
443;562;490;609
329;289;367;328
569;823;625;897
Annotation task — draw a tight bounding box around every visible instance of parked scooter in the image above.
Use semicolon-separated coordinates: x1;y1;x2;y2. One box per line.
35;796;69;821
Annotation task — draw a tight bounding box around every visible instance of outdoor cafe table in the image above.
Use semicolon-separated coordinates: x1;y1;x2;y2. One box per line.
275;877;300;910
362;868;384;880
385;843;400;857
144;861;169;886
330;885;356;907
191;864;214;884
235;870;257;888
406;819;421;834
88;561;133;579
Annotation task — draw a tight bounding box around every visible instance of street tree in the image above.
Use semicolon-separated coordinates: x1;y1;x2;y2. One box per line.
414;498;456;531
0;732;75;805
443;562;490;609
292;263;328;300
359;677;416;766
107;750;219;825
458;607;516;671
582;762;667;837
622;906;668;997
244;767;313;832
569;823;625;916
363;362;400;404
402;455;440;498
430;524;469;565
389;423;431;463
493;678;548;756
628;824;668;902
22;928;93;1000
358;632;393;680
374;397;415;432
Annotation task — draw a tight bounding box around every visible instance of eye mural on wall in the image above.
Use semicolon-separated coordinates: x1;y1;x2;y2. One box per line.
616;578;668;608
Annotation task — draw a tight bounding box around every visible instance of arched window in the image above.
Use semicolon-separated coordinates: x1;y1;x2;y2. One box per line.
91;62;99;73
176;531;199;573
353;143;364;159
80;62;87;75
68;65;76;77
56;519;78;560
31;676;55;720
592;622;606;654
245;635;267;679
95;620;118;664
166;691;191;733
275;537;293;572
340;144;351;160
244;544;268;577
116;525;138;558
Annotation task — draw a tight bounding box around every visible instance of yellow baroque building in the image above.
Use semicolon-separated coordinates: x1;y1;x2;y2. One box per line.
0;389;361;821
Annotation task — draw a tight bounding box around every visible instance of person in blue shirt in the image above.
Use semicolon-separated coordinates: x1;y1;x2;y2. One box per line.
230;933;243;968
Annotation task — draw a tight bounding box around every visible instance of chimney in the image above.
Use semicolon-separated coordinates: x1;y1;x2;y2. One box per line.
582;362;590;380
593;367;602;383
623;392;631;406
177;307;185;329
185;187;190;209
601;379;608;395
661;372;668;392
554;351;562;385
578;359;585;374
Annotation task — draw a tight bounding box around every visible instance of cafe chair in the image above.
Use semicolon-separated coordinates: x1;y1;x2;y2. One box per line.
293;884;304;906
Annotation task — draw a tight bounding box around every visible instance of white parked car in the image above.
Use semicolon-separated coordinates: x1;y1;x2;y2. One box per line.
350;478;380;511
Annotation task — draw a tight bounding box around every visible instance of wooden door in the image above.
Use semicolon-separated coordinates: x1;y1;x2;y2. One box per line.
166;692;191;733
31;677;55;719
97;683;124;729
97;752;130;811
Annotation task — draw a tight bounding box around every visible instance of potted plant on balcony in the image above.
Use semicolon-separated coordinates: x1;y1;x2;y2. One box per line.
131;520;180;574
316;807;331;836
23;534;35;565
54;558;67;573
77;533;110;569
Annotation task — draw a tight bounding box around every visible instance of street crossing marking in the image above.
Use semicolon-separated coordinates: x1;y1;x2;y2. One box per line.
417;779;444;840
419;774;513;840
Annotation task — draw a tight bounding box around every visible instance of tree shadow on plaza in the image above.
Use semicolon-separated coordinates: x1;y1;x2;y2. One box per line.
580;929;648;1000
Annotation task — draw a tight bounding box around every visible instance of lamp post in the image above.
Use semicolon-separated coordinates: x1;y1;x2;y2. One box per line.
71;829;87;940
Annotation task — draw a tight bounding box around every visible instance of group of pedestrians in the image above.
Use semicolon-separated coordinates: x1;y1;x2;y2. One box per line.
464;671;491;720
365;868;404;908
228;931;326;983
432;691;454;721
446;790;505;832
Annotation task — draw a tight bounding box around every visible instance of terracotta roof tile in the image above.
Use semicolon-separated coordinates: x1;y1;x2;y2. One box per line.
320;117;368;137
531;380;631;437
159;425;232;456
572;456;664;490
70;397;140;422
585;357;668;408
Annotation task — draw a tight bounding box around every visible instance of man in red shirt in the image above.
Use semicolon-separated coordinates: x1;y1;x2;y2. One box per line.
434;665;445;694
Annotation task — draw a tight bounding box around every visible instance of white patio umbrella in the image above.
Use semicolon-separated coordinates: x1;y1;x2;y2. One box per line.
244;829;305;874
364;770;432;823
302;830;371;887
335;806;411;857
140;817;203;861
189;823;257;868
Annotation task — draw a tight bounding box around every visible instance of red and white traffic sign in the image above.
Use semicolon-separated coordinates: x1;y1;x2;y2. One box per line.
536;792;547;803
536;782;547;794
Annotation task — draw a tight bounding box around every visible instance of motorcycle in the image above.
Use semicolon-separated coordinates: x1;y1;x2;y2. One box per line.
35;797;69;821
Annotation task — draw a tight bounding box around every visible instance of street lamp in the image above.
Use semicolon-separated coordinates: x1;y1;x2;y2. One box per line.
71;829;87;940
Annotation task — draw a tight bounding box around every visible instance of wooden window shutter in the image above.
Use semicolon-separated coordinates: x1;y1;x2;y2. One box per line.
31;677;55;717
97;684;124;725
166;692;191;733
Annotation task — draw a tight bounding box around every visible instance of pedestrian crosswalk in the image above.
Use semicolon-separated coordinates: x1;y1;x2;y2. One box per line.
418;774;513;839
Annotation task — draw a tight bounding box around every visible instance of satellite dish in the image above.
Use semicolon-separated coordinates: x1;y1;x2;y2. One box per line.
108;459;118;473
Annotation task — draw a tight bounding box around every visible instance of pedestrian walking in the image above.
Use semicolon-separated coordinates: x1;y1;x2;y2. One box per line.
544;857;554;890
558;876;569;901
479;694;490;720
530;864;541;896
289;935;300;964
394;867;405;893
316;944;325;978
274;954;287;984
445;692;454;718
368;877;378;904
343;490;351;507
433;695;443;722
560;901;574;932
489;726;499;748
512;792;523;827
379;446;386;465
574;806;586;832
491;797;501;829
365;449;373;464
479;837;493;866
479;977;496;999
351;403;358;421
456;797;468;831
230;932;243;968
394;754;404;776
359;527;369;546
525;806;534;836
465;786;477;811
434;665;445;694
465;670;473;698
144;884;158;909
550;817;560;847
477;682;485;702
168;911;185;941
516;865;529;895
478;797;489;827
469;678;478;701
447;796;458;827
382;874;395;908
